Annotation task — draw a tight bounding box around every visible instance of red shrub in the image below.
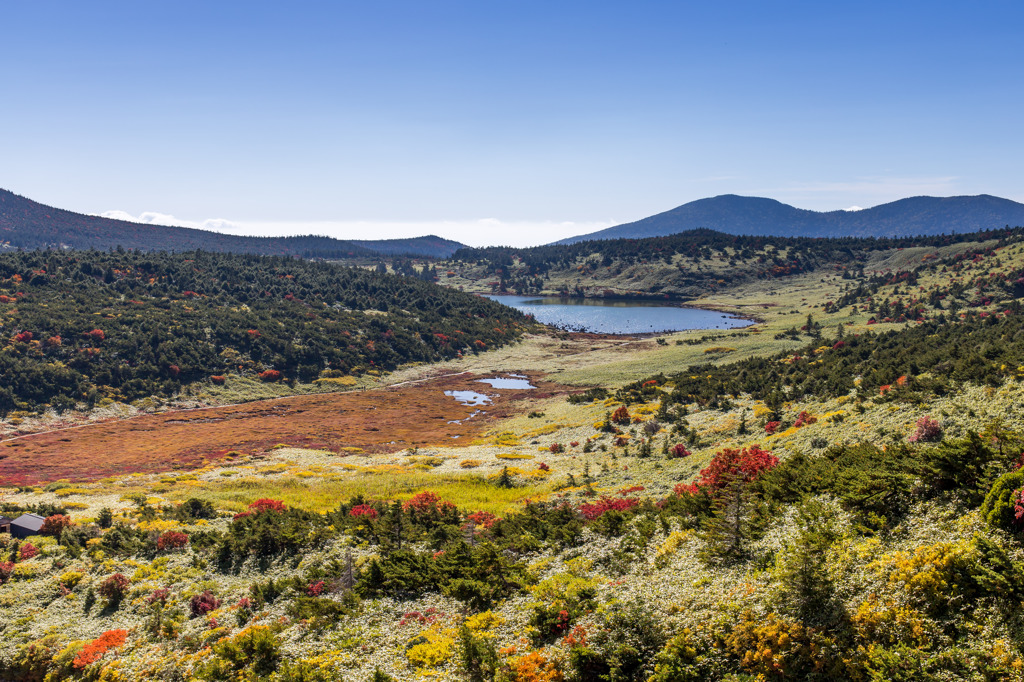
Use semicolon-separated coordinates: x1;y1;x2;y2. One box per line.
764;421;781;435
549;443;564;453
909;416;942;443
669;444;691;458
98;573;130;602
190;590;221;617
73;629;127;670
403;491;456;516
18;543;39;561
349;504;379;519
210;375;226;385
157;531;189;551
258;369;282;382
84;328;105;342
147;588;170;605
465;510;498;529
579;497;640;520
13;331;32;343
611;406;631;425
793;411;817;428
0;561;13;584
537;462;550;471
307;580;325;596
39;514;73;537
693;445;778;494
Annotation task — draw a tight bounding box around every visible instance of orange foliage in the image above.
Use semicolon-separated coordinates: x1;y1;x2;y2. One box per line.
505;651;563;682
73;629;127;669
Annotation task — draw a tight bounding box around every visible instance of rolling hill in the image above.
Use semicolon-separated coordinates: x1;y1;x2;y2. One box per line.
555;194;1024;243
0;188;464;258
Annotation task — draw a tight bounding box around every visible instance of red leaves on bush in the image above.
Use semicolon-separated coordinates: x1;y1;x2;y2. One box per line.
909;416;942;443
258;369;282;382
190;590;221;617
690;445;779;494
147;588;170;605
18;542;39;561
98;573;130;602
611;406;631;425
537;462;550;471
0;562;13;584
84;328;105;342
549;443;564;453
465;510;498;529
669;443;691;458
764;421;781;435
73;629;127;670
233;498;287;519
579;497;640;520
402;491;455;516
349;504;379;519
210;375;226;385
307;580;325;597
157;531;189;551
13;331;33;343
39;514;73;537
793;411;817;428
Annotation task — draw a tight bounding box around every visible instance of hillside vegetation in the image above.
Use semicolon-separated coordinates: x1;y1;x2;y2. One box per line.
7;227;1024;680
0;249;529;415
443;227;1024;300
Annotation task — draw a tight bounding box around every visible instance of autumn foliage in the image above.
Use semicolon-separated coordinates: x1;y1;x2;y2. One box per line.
73;629;127;670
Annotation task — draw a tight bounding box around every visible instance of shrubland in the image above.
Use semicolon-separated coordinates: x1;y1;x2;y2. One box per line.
4;226;1024;679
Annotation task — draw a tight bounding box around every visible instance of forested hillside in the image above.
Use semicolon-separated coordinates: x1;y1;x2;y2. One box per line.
446;227;1024;299
0;250;529;414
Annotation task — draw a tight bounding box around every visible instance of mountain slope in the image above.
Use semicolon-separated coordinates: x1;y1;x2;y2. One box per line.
0;189;464;258
555;194;1024;243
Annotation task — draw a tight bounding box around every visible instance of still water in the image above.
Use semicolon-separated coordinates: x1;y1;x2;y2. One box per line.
485;295;752;335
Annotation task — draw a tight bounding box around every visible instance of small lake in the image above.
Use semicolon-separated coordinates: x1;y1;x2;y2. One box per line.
485;295;752;335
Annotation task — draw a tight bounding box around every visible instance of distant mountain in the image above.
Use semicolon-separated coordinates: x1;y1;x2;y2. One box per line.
0;189;464;258
350;235;464;258
554;194;1024;243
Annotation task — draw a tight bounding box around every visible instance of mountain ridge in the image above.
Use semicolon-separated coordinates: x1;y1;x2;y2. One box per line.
554;193;1024;243
0;188;465;258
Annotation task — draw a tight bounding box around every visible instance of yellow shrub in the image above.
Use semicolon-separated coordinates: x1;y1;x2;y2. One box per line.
655;530;693;567
498;453;535;460
851;596;929;647
495;432;521;446
58;571;84;589
460;459;482;468
405;628;455;668
465;610;505;634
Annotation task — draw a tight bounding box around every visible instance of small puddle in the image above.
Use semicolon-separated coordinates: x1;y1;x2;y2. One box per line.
476;376;536;389
444;390;492;406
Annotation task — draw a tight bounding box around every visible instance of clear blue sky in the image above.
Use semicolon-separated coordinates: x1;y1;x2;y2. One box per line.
2;1;1021;246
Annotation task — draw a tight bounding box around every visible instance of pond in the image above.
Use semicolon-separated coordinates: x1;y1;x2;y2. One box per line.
484;295;752;335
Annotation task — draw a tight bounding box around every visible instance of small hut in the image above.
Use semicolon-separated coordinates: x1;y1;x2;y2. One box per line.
10;513;46;539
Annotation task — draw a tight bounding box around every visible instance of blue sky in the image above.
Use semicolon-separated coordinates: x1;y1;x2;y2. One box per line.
2;1;1021;246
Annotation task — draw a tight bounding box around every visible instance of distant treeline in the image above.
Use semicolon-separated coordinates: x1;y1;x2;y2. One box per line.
452;227;1024;277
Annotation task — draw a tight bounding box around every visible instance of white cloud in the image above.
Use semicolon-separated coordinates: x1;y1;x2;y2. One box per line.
224;218;618;248
96;211;614;247
842;206;864;212
98;210;241;231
